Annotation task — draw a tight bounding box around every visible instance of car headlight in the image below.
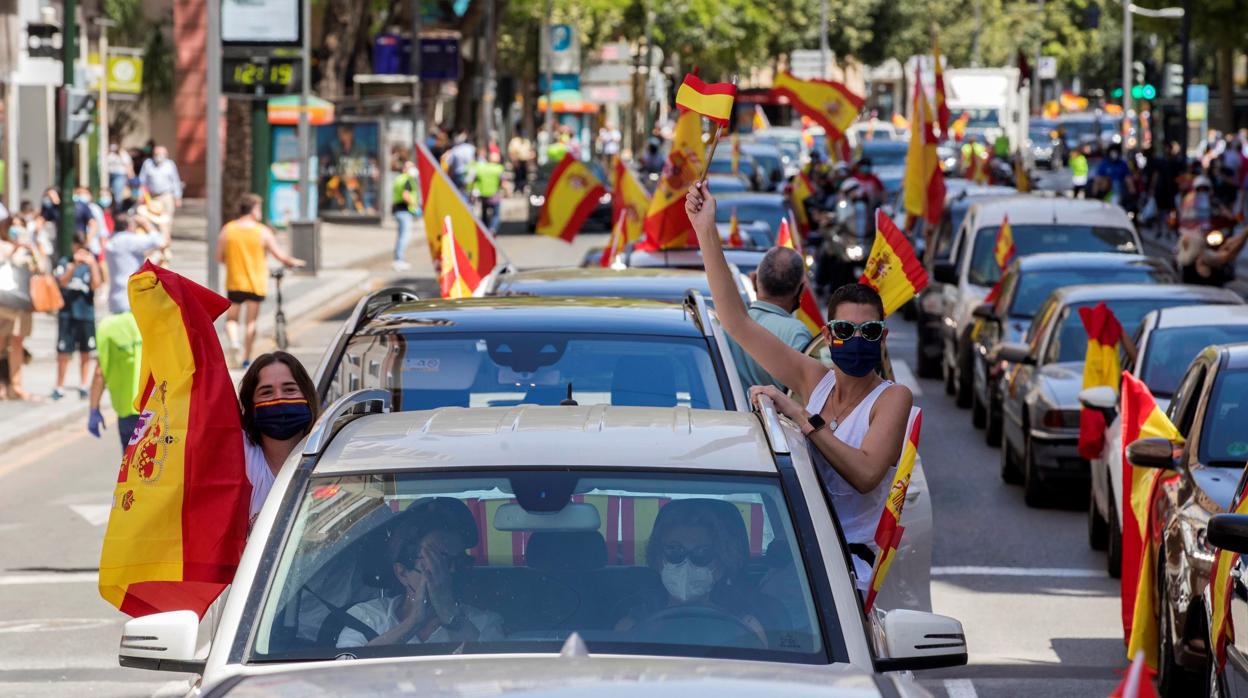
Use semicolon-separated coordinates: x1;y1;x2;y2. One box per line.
1040;408;1081;429
598;192;612;205
804;254;815;269
529;194;546;207
1207;229;1226;248
846;244;865;261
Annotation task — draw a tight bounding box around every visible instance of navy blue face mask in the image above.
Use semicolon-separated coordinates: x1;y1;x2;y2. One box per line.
828;335;881;378
254;398;313;440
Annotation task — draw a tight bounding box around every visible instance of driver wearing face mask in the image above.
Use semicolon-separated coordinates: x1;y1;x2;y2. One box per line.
237;351;320;527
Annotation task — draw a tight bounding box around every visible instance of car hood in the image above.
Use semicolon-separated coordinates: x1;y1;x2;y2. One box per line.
1037;361;1085;407
208;655;891;697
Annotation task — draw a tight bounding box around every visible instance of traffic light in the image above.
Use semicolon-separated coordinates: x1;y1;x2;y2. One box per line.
1164;63;1183;98
59;87;96;143
1130;84;1157;100
1132;61;1145;86
1111;87;1124;98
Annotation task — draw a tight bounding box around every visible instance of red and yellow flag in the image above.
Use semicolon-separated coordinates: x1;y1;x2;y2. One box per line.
727;209;744;248
1015;155;1032;193
1077;302;1123;460
994;216;1016;269
675;72;737;126
772;72;864;143
950;112;970;142
639;109;705;250
416;143;499;279
933;35;950;139
1212;488;1248;674
865;408;923;611
730;133;741;175
891;112;909;131
902;65;945;226
600;211;628;268
775;217;824;334
752;105;770;132
1111;651;1159;698
440;215;483;298
790;171;817;233
1121;371;1184;668
99;262;250;618
611;156;651;245
777;216;795;250
859;210;930;316
536;154;607;243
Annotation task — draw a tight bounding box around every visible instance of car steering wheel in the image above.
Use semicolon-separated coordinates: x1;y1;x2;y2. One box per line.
631;604;763;649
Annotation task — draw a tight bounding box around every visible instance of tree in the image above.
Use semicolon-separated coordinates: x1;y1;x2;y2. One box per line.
101;0;175;140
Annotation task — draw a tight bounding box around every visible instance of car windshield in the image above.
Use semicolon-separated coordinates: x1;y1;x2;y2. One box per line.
716;202;787;231
249;470;837;664
968;225;1138;287
1048;299;1213;364
958;109;999;129
1200;370;1248;466
1060;120;1098;139
335;332;726;410
746;151;782;175
1142;327;1248;398
861;145;906;168
1008;267;1166;318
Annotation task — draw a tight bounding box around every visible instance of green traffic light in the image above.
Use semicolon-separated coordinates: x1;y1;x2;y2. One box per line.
1142;84;1156;99
1111;87;1124;98
1130;85;1143;99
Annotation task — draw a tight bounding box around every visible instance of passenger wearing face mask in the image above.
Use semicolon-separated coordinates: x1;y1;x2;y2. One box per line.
391;160;421;272
1177;175;1245;286
237;351;320;526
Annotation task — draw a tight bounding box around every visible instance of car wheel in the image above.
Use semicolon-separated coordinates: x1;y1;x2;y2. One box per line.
1107;494;1122;579
1000;429;1023;484
1022;433;1052;508
1088;486;1108;551
1156;551;1206;696
954;344;974;409
971;381;987;429
985;394;1003;447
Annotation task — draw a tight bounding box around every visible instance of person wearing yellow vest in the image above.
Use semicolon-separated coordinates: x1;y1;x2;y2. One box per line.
468;151;505;232
216;193;304;368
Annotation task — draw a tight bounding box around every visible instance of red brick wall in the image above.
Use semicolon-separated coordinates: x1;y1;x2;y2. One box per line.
174;0;206;196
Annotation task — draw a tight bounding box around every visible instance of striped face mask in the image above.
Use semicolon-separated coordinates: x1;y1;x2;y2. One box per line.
254;398;312;440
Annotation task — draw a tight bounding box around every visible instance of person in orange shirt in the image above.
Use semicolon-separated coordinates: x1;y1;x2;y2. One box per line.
215;193;304;368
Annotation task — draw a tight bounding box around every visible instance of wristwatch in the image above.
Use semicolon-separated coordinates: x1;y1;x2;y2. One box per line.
806;413;828;435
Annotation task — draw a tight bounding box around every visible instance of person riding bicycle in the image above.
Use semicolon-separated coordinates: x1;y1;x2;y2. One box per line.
217;193;304;369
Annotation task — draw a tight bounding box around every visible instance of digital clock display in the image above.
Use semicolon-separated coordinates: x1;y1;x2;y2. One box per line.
223;58;301;96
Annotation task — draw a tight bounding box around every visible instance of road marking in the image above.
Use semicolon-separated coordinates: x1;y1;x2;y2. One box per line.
0;572;97;585
0;618;112;634
932;565;1102;578
69;504;112;527
0;423;90;481
891;358;924;397
943;679;978;698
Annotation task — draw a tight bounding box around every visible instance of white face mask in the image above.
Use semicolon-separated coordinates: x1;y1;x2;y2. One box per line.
661;560;716;602
406;167;417;178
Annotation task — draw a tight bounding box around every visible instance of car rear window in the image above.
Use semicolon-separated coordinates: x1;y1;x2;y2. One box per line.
1047;298;1213;364
1008;267;1166;318
1141;326;1248;398
333;332;726;411
250;470;837;665
969;225;1138;287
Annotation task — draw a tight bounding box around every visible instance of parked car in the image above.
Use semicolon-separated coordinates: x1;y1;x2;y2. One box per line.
116;396;966;691
993;284;1240;506
933;195;1143;409
707;151;763;191
741;142;786;191
970;253;1173;446
527;160;614;232
1083;305;1248;578
486;267;754;308
1113;344;1248;694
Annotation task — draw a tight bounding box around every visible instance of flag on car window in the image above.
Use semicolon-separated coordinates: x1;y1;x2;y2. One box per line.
535;154;607;243
771;72;863;144
599;211;628;268
1121;371;1184;669
775;218;824;334
752;105;770;132
865;408;922;612
858;210;929;317
416;142;499;280
99;262;250;618
949;112;971;142
638;109;706;251
902;64;946;227
789;171;817;233
1076;302;1123;460
440;215;483;298
983;216;1016;304
727;209;744;248
675;72;737;126
611;156;651;245
1211;484;1248;675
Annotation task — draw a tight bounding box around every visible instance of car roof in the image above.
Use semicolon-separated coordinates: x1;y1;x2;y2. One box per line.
1222;343;1248;371
716;192;787;206
316;406;778;475
861;140;908;154
969;195;1132;227
626;247;768;273
740;142;781;154
492;267;722;302
367;297;705;337
1051;283;1244;306
1153;304;1248;329
1014;252;1156;272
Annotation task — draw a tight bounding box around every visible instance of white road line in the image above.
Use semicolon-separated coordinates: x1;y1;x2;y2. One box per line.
891;358;924;397
152;680;194;697
932;565;1102;578
69;504;112;527
0;572;98;585
943;679;978;698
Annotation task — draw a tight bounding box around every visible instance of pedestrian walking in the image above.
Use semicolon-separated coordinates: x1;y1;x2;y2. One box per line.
87;309;142;450
137;145;183;228
596;122;621;168
507;132;534;193
447;132;476;190
103;211;169;314
52;232;101;400
726;247;814;392
468;152;505;233
391;160;421;272
0;216;39;400
217;193;304;369
106;142;135;211
1070;145;1089;198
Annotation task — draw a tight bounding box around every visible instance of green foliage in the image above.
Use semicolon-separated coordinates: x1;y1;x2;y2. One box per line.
101;0;174;102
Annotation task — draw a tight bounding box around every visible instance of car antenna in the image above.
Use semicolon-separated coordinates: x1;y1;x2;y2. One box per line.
559;382;578;406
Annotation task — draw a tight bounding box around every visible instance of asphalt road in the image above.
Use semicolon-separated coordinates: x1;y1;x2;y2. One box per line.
0;202;1129;697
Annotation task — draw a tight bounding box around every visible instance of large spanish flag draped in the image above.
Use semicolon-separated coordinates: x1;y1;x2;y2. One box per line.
600;211;628;268
771;72;863;143
611;156;652;245
416;142;499;278
859;210;929;317
776;217;825;334
639;110;705;250
99;263;250;618
865;408;922;611
440;216;483;298
790;171;817;233
902;66;945;226
536;154;607;243
675;72;737;126
1121;371;1184;668
1077;302;1123;460
1212;486;1248;673
933;36;950;139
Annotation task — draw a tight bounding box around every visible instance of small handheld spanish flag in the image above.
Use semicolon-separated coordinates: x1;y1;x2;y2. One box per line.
858;210;929;317
864;408;922;612
675;72;737;126
1076;302;1123;460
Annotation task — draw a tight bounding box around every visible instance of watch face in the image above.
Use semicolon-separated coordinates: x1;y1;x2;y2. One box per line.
808;414;826;430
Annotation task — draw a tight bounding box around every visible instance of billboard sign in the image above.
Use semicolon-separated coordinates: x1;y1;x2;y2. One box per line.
222;0;301;46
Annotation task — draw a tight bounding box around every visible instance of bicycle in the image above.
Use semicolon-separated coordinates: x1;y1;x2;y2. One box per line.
270;267;289;351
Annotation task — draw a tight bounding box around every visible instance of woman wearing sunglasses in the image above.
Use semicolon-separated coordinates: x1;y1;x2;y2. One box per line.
686;181;913;589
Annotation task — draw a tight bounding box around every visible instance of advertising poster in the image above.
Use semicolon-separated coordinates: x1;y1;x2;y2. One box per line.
316;121;382;219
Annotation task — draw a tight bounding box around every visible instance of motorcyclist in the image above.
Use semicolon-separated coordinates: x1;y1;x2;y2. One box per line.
851;158;884;209
1177;175;1246;286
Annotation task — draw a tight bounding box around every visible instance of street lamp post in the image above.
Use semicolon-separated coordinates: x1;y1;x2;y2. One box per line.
205;0;222;291
1120;3;1185;140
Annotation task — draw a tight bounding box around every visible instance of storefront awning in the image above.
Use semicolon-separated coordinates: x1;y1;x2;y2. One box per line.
267;95;336;126
536;89;599;114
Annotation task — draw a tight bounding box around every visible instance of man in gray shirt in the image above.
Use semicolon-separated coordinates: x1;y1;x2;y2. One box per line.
728;246;814;391
103;212;169;313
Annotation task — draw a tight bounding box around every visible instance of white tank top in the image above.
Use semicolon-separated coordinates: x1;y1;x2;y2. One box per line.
244;438;276;526
805;371;896;584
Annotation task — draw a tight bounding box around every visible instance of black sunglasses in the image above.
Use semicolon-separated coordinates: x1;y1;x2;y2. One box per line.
828;319;886;342
663;544;715;567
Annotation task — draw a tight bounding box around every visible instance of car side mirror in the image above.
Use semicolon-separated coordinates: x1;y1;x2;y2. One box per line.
1078;386;1118;415
1208;514;1248;556
117;610;205;674
933;261;957;285
992;341;1033;366
971;302;997;321
1125;436;1179;470
875;609;968;672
